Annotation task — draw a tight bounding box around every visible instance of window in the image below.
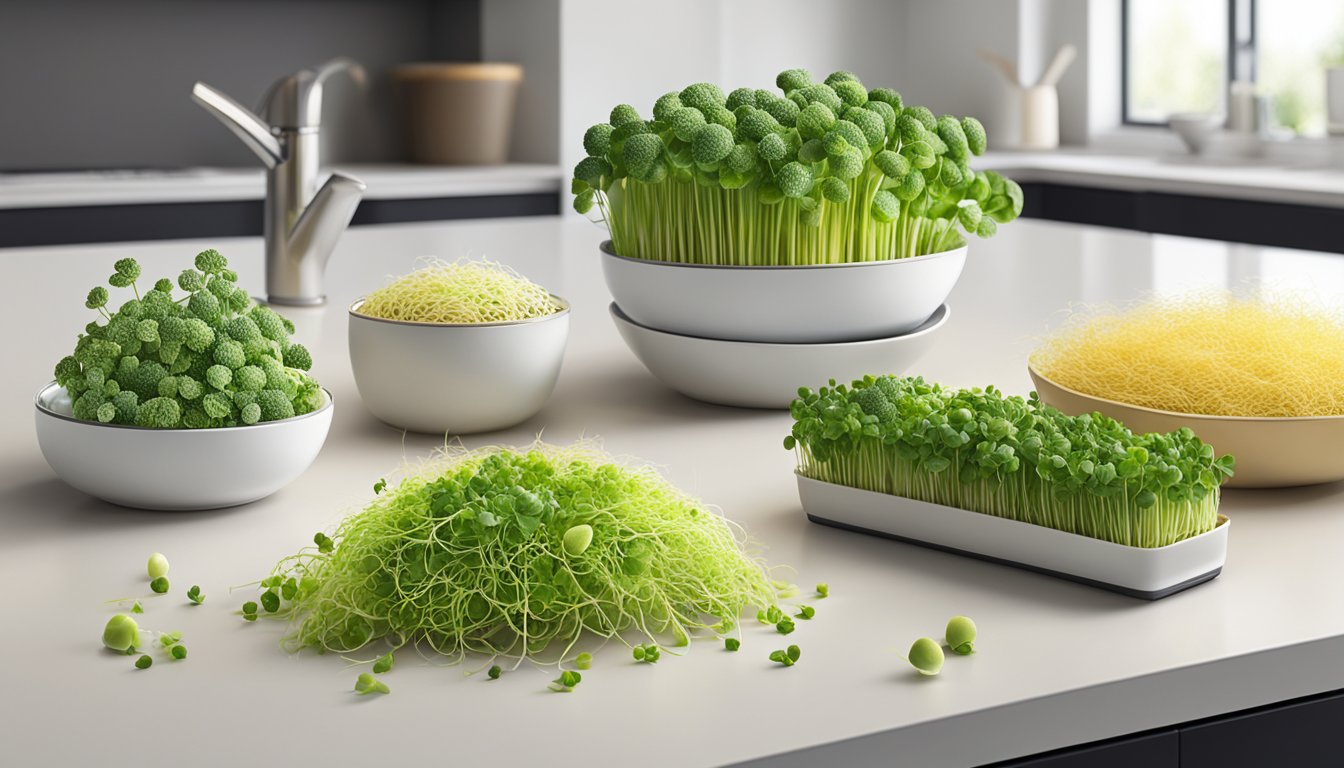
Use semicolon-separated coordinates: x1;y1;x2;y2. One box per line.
1123;0;1344;135
1123;0;1229;124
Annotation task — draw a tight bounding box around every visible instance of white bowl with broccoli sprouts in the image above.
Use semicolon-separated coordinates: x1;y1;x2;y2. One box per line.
601;241;965;344
34;382;334;510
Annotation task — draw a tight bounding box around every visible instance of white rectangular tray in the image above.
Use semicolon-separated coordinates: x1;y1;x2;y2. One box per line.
797;473;1229;600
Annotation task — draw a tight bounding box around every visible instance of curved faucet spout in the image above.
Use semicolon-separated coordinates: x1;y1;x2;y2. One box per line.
191;82;283;169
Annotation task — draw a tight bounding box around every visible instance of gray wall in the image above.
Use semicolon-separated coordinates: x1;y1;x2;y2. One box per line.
0;0;480;170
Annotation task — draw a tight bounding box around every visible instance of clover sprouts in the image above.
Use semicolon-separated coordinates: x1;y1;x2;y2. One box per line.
135;654;153;670
249;443;778;666
487;665;502;680
724;638;740;651
769;645;801;667
149;577;170;594
356;259;562;325
788;376;1234;548
354;673;389;695
53;250;323;428
186;585;204;605
573;69;1022;265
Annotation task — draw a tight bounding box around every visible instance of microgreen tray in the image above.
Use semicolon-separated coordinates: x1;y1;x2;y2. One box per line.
796;473;1229;600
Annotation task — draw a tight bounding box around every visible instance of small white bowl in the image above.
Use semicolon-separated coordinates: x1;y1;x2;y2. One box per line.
33;382;333;510
611;302;949;409
600;240;966;344
348;298;569;434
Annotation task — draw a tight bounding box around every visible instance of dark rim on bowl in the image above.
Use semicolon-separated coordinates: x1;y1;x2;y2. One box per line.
33;382;335;432
348;295;571;328
610;302;950;347
1028;366;1344;424
599;240;967;270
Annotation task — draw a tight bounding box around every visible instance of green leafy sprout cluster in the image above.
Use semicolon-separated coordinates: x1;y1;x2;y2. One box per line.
786;376;1235;548
53;250;323;429
573;69;1023;265
248;443;779;665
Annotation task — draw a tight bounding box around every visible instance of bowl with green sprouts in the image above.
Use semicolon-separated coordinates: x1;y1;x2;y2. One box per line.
574;68;1022;344
35;250;333;510
348;258;569;434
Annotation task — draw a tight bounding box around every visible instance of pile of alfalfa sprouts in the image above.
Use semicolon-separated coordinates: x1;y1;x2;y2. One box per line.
253;443;780;667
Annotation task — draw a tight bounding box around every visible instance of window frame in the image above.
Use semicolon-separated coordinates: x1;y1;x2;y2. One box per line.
1120;0;1256;127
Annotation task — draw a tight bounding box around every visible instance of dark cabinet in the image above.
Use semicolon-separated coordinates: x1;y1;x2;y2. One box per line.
1018;181;1344;255
1180;690;1344;768
988;729;1178;767
987;689;1344;768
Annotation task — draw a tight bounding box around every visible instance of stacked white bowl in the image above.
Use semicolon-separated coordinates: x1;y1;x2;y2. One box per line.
602;241;958;408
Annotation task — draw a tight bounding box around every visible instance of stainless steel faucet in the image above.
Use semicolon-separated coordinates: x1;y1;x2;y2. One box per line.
192;59;367;306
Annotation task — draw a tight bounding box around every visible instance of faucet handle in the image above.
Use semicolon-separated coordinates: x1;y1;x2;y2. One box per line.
258;57;366;130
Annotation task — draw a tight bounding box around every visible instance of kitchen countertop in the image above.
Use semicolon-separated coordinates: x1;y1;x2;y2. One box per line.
983;148;1344;208
0;163;565;209
3;217;1344;768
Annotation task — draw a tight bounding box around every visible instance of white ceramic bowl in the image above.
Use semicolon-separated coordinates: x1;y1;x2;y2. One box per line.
33;382;333;510
600;240;966;343
611;302;949;409
348;298;569;434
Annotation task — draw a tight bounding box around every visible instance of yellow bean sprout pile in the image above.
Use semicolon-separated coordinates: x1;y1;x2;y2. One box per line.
1031;292;1344;417
357;259;562;325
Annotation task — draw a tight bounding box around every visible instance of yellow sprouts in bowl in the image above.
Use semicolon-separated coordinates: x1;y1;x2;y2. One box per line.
358;259;561;325
1030;292;1344;417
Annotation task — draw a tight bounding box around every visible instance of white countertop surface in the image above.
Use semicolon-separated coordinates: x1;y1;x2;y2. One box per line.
0;163;565;209
3;217;1344;768
983;148;1344;208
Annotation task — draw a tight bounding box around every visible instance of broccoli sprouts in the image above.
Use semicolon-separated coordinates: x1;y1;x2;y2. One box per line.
572;68;1024;266
54;250;323;429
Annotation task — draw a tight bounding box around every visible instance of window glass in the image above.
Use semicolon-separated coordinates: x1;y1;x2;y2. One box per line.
1125;0;1229;123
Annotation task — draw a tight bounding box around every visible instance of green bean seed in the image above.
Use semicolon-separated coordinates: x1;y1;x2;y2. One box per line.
908;637;944;675
102;614;140;653
147;553;169;580
946;616;977;655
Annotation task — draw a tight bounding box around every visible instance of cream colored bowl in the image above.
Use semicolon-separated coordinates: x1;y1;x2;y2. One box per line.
34;382;333;510
1029;366;1344;489
348;298;569;434
600;240;966;343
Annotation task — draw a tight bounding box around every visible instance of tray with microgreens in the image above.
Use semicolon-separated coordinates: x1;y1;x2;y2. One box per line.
786;376;1235;599
34;249;333;510
575;68;1023;344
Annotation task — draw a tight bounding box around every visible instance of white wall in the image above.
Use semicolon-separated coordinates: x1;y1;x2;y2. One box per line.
557;0;723;182
717;0;905;92
493;0;1113;186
